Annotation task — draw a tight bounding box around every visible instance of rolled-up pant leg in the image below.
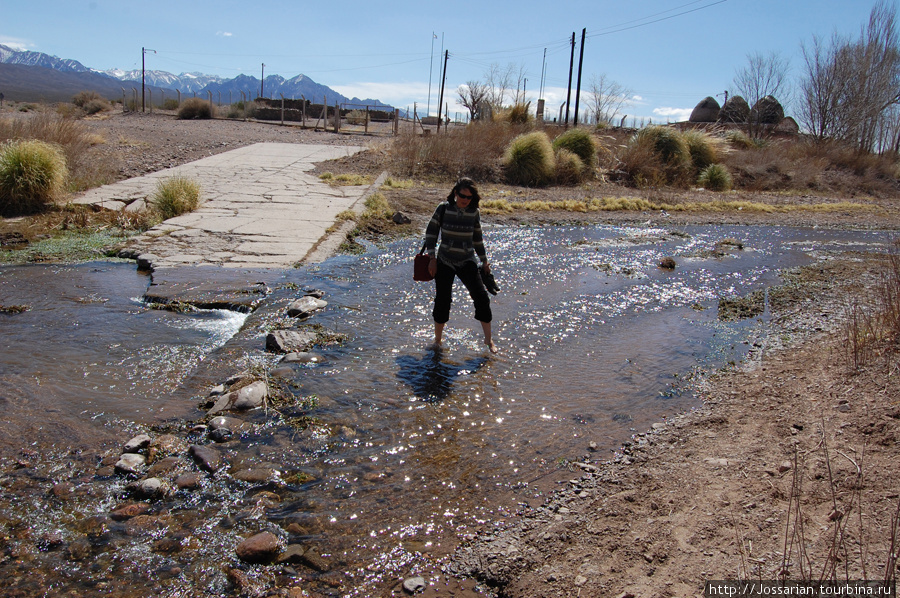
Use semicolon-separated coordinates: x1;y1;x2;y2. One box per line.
432;261;455;324
456;261;492;323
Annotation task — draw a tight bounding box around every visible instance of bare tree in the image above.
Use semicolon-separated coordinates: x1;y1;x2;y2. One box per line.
732;51;791;138
586;74;632;125
457;81;489;121
797;1;900;151
798;33;843;141
484;62;516;109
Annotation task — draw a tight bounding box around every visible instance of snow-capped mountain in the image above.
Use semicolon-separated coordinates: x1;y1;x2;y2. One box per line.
102;69;225;94
0;44;92;73
0;44;392;109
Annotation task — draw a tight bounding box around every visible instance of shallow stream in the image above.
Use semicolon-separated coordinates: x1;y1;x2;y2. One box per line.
0;222;895;596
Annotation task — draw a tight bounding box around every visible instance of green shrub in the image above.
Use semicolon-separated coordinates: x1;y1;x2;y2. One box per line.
151;176;201;219
503;131;555;186
552;128;597;167
554;148;584;185
178;98;215;120
0;140;68;215
622;126;692;186
634;126;690;167
697;163;733;191
162;98;180;111
681;129;721;171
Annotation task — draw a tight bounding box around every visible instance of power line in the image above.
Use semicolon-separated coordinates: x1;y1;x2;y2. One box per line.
586;0;729;39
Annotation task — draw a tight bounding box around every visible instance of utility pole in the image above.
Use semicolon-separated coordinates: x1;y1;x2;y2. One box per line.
436;50;448;133
142;47;156;113
573;29;586;126
539;48;547;100
565;33;575;125
427;32;436;118
260;64;265;98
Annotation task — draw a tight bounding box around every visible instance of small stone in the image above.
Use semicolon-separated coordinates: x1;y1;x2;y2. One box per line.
286;296;327;318
276;544;307;564
124;434;152;453
403;576;427;594
235;531;282;564
281;352;320;364
188;444;223;473
128;477;169;499
110;502;151;521
175;473;202;490
115;453;146;475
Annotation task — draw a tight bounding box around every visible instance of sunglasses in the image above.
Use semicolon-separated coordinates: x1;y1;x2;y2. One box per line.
457;191;473;200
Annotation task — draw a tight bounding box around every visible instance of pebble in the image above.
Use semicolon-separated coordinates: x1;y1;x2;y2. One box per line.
403;576;427;594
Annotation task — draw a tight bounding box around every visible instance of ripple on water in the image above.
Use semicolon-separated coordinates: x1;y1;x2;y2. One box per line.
0;224;897;595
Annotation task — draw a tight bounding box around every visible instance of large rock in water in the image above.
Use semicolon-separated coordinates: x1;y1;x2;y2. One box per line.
689;96;721;122
207;380;268;415
718;95;750;123
266;329;317;353
286;296;327;318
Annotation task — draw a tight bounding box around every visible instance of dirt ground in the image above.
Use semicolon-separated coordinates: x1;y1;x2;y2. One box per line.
17;112;900;596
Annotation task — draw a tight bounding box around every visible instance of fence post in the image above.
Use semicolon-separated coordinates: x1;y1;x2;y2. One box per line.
394;108;399;135
333;102;340;133
122;88;126;113
301;96;306;128
149;89;153;113
208;91;213;113
280;94;285;125
132;88;138;112
177;90;181;105
365;106;370;135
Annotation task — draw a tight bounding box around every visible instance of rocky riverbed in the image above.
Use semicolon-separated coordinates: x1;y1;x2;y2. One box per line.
0;111;898;597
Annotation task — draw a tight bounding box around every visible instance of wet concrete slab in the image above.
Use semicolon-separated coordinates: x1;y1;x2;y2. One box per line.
73;142;384;270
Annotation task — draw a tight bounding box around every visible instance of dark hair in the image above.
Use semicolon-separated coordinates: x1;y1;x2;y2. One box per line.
446;177;481;210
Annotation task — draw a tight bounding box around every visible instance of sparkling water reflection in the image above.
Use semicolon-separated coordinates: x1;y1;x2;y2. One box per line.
0;223;895;595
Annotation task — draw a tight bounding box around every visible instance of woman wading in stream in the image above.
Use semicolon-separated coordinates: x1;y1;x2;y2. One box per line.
423;177;498;353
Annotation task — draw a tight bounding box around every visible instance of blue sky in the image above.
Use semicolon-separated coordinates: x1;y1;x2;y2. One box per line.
1;0;887;123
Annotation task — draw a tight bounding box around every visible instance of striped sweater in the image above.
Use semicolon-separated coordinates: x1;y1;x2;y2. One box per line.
424;202;487;267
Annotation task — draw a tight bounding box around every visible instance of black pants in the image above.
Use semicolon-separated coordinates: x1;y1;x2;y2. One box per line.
432;260;492;324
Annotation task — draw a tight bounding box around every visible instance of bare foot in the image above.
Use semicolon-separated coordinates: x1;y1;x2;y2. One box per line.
486;341;499;354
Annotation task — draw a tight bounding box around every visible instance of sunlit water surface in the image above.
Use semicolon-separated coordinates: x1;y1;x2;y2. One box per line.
0;223;895;596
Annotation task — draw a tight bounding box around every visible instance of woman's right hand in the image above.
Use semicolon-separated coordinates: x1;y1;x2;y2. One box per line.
428;257;437;277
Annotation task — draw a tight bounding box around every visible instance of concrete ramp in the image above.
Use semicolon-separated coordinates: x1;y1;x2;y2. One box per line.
74;142;371;269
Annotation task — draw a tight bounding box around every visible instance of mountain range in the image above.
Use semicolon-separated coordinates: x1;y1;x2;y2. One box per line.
0;44;391;109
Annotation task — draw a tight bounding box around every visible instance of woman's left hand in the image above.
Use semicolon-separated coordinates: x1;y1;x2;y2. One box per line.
482;262;491;274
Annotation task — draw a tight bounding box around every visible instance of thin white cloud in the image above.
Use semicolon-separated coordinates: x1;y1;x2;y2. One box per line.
653;107;692;121
216;31;233;37
0;36;33;51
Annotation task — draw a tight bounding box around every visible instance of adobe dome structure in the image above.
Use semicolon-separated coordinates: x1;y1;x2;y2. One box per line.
689;97;721;123
717;95;750;123
750;95;785;125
